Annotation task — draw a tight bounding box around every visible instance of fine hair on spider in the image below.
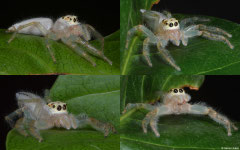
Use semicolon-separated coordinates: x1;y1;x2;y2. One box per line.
5;90;116;142
123;88;238;137
6;15;112;67
126;9;234;71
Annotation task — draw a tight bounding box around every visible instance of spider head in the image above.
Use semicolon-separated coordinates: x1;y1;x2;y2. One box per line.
165;88;191;104
162;18;179;30
61;15;79;25
47;101;68;115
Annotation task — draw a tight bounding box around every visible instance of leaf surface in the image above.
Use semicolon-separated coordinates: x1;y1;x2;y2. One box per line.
0;30;119;75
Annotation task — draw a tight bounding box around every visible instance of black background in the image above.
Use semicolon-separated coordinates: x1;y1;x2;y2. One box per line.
0;0;120;36
153;0;239;24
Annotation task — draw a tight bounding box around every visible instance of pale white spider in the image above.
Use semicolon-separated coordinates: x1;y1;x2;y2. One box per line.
5;91;116;142
126;9;234;71
123;88;238;137
6;15;112;66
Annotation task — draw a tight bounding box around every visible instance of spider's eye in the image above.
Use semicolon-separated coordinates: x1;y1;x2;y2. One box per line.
73;18;76;22
53;105;55;108
179;89;183;93
173;89;178;93
63;104;67;110
174;22;178;26
57;105;62;111
70;18;72;21
169;23;173;27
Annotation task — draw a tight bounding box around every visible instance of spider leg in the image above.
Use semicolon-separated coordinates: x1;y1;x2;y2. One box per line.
43;89;52;103
189;104;238;136
74;37;112;65
126;25;158;49
61;37;96;67
76;113;116;137
162;10;172;18
14;118;29;137
28;120;43;142
180;17;210;29
59;115;71;130
142;106;170;137
7;21;48;43
122;103;156;114
44;37;56;63
198;24;232;38
85;24;104;51
143;37;153;67
7;22;57;62
201;31;234;49
183;25;234;49
156;42;181;71
5;108;24;128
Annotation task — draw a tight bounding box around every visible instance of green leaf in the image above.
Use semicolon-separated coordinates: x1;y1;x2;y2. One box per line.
120;0;159;74
120;0;240;75
0;30;120;75
120;75;240;149
6;75;120;150
121;115;240;150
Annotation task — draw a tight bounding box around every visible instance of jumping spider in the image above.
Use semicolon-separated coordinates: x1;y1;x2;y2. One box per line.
123;88;238;137
5;91;116;142
6;15;112;66
126;9;234;71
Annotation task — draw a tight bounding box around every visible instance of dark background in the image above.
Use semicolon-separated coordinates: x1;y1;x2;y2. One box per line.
0;0;120;36
153;0;240;24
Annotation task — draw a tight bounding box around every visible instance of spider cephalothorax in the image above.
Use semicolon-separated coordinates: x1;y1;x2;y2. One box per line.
123;88;238;137
5;91;116;142
126;9;234;71
6;14;112;66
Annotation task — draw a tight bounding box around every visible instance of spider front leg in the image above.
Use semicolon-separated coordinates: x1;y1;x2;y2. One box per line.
156;41;181;71
142;106;170;137
74;37;112;65
61;37;96;66
76;113;116;137
189;104;238;136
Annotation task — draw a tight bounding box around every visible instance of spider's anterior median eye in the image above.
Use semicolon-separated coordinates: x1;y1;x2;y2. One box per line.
173;89;178;93
179;89;183;93
169;23;173;27
57;105;62;111
73;18;76;22
174;22;178;26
